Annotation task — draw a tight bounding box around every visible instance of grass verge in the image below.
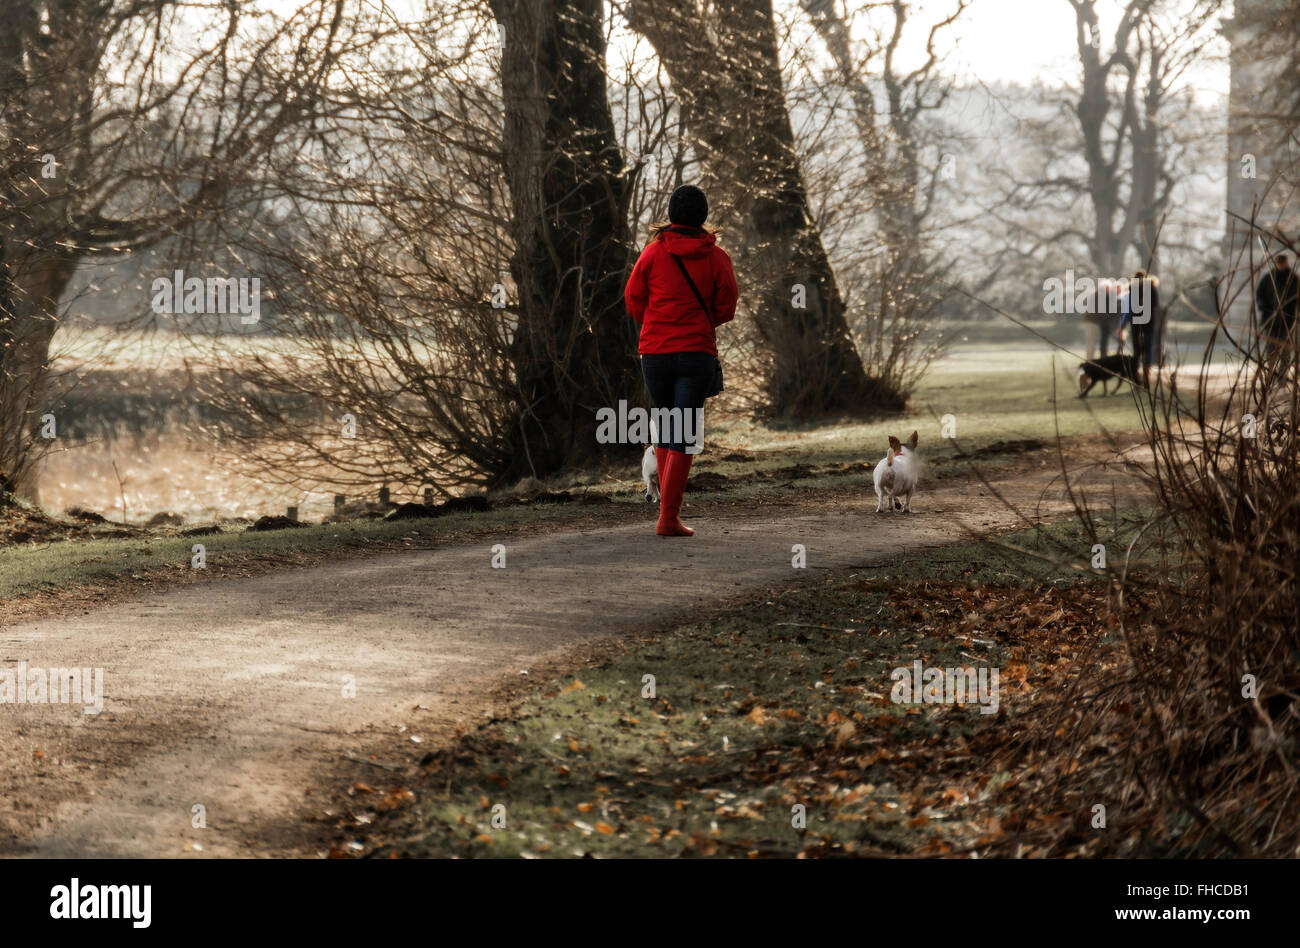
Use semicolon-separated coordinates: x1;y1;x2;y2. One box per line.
354;518;1142;858
4;354;1152;609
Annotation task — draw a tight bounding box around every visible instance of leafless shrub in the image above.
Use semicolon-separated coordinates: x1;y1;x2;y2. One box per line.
996;213;1299;857
1;0;357;503
196;0;652;500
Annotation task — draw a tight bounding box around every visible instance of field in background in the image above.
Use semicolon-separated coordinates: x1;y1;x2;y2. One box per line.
32;323;1221;526
943;315;1225;358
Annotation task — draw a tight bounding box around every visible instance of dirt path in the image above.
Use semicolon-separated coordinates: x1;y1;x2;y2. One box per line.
0;458;1132;857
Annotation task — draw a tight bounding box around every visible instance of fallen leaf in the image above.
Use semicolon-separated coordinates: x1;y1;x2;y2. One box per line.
377;788;415;811
833;719;856;748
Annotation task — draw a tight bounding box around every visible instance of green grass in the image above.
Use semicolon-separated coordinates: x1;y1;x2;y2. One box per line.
371;520;1112;858
0;502;620;601
939;316;1222;356
5;357;1151;603
708;353;1149;479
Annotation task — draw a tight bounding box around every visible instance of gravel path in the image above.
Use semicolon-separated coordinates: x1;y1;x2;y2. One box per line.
0;465;1099;856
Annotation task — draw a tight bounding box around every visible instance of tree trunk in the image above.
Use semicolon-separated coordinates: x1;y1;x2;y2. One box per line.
628;0;875;419
1;0;350;507
0;1;77;502
491;0;640;483
0;245;73;501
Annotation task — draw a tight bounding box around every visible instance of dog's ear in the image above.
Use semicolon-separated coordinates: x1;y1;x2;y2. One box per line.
888;435;902;454
907;430;918;449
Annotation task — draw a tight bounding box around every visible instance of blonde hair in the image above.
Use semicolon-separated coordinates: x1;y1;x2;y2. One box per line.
647;220;721;240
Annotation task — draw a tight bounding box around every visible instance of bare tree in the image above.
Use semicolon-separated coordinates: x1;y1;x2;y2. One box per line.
624;0;878;419
490;0;640;480
1235;0;1300;131
992;0;1222;280
0;0;348;502
798;0;967;401
802;0;967;254
195;0;643;499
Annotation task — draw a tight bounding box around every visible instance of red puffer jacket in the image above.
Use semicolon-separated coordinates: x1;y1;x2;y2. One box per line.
625;226;738;356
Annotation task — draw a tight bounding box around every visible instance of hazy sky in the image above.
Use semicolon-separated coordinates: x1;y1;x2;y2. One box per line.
872;0;1230;98
254;0;1232;98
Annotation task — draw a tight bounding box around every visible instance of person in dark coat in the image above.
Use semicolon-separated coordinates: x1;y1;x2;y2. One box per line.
1256;253;1300;367
1084;278;1109;361
1103;278;1127;358
1127;271;1162;385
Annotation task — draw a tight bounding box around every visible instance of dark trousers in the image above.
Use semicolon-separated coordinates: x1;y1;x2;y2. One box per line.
1263;311;1296;364
641;352;712;454
1132;317;1164;370
1131;324;1149;367
1100;316;1120;358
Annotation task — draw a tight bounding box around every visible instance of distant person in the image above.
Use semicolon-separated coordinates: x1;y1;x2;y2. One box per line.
1255;253;1299;367
1127;270;1162;385
1084;278;1108;361
1104;278;1128;359
1148;273;1167;373
625;185;738;537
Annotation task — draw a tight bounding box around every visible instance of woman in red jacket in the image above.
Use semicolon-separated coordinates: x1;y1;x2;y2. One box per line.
625;185;738;536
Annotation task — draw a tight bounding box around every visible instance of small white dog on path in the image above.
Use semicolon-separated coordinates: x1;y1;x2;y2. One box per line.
642;445;660;503
874;430;919;513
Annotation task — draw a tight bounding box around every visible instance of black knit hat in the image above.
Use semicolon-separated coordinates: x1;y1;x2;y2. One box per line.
668;185;708;228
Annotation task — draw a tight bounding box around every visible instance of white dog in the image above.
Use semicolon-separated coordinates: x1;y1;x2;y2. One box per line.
873;430;919;513
642;445;660;503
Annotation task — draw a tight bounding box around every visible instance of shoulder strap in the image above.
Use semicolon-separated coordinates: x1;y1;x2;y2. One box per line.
667;251;716;337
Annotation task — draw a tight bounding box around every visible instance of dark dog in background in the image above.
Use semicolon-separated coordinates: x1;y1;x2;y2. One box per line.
1077;354;1141;398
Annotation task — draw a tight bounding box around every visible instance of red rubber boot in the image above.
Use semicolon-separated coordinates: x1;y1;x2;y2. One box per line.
656;448;695;537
